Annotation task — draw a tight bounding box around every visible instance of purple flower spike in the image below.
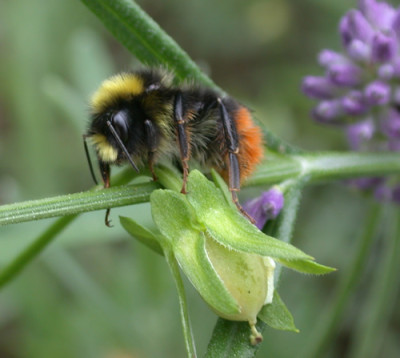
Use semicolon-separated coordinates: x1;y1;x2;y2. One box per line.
328;63;362;87
348;39;371;62
303;0;400;206
342;90;367;115
312;100;343;123
371;32;398;63
346;118;374;149
381;108;400;138
244;188;284;230
364;81;390;105
301;76;336;99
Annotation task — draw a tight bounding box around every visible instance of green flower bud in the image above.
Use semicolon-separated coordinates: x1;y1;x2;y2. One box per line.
205;234;276;344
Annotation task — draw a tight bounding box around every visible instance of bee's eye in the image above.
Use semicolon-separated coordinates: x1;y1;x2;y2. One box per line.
111;111;129;142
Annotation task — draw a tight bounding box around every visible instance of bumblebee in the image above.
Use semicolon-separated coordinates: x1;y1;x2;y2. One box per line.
84;69;264;225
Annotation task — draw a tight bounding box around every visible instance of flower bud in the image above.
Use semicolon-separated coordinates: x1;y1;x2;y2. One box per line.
328;63;362;87
347;39;371;62
301;76;336;99
371;32;398;63
360;0;395;31
342;90;367;115
312;100;343;123
364;80;390;105
244;188;284;229
205;236;275;344
318;49;349;68
340;10;374;46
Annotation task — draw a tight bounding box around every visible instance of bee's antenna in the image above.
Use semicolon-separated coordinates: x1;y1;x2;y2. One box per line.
83;134;99;185
106;121;140;173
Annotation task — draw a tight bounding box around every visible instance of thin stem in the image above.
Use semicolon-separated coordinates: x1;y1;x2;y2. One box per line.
246;151;400;187
300;203;383;358
164;247;197;358
1;151;399;227
0;181;159;226
348;207;400;358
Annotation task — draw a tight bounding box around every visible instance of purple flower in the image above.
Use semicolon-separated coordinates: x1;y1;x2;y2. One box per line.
318;50;349;67
312;100;343;123
347;39;371;62
301;76;336;99
328;63;363;87
303;0;400;205
340;10;375;46
371;32;398;63
244;188;284;230
359;0;396;31
364;81;390;106
342;91;367;115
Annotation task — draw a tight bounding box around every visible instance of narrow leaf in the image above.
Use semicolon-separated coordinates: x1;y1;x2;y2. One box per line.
119;216;163;255
80;0;218;88
277;258;336;275
258;291;299;332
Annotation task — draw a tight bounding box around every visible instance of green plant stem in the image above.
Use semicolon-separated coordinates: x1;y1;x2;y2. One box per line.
0;215;77;288
246;151;400;186
164;247;197;358
348;208;400;358
300;203;383;358
205;179;306;357
1;151;399;227
0;181;159;226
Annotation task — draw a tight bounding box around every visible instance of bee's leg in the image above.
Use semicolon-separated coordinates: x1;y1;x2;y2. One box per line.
173;92;190;194
218;99;255;223
144;119;158;181
99;160;113;227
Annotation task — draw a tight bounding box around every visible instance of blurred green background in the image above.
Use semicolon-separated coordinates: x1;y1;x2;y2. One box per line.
0;0;399;357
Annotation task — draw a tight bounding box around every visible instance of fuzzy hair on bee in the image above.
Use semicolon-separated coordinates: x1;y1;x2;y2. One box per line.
84;68;264;225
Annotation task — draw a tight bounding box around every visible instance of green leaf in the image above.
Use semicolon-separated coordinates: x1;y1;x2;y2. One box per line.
258;291;299;332
119;216;163;255
150;189;202;242
277;258;336;275
80;0;218;88
186;170;312;261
